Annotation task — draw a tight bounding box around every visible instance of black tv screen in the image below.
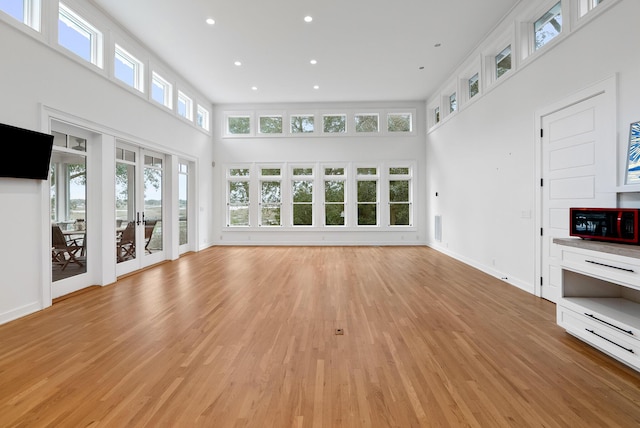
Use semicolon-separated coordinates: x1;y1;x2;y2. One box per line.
0;123;54;180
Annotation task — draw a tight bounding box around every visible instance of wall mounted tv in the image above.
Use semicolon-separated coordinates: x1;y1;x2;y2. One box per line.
0;122;53;180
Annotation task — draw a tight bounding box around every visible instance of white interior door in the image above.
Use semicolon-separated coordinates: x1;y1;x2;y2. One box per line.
540;92;615;302
116;143;165;277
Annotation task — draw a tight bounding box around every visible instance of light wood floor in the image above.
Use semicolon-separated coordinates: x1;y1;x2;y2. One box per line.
1;246;639;427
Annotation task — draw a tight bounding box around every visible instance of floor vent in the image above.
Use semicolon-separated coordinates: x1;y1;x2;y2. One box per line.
435;215;442;242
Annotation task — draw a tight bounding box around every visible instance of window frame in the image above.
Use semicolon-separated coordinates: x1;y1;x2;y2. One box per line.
177;90;193;122
290;165;315;227
0;0;41;31
387;112;413;133
388;166;413;227
533;1;563;52
354;112;380;134
258;114;284;135
225;113;252;136
114;43;144;93
323;165;347;227
226;166;251;227
355;165;379;227
259;166;283;227
322;114;347;134
150;71;173;110
57;2;103;68
196;104;210;131
290;114;316;134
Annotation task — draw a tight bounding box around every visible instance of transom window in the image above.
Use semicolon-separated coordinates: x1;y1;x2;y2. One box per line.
387;113;412;132
579;0;605;17
323;114;347;133
535;2;562;50
58;3;102;67
151;72;173;109
177;91;193;121
197;105;210;131
495;45;512;79
291;115;314;133
114;44;144;92
227;115;251;135
355;114;379;133
469;73;480;99
0;0;40;30
259;115;283;134
449;93;457;113
435;107;440;124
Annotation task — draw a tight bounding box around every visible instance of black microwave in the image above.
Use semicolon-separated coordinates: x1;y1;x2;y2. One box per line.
570;208;640;244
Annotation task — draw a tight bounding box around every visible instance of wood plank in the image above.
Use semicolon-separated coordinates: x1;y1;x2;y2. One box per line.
1;246;640;427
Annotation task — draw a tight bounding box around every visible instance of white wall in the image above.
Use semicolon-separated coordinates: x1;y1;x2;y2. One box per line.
425;0;640;292
212;102;427;245
0;19;213;323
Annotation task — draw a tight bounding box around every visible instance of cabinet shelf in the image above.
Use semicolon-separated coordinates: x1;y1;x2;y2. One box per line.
563;297;640;332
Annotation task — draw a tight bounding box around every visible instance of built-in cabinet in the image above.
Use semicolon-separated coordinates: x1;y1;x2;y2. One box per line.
555;238;640;371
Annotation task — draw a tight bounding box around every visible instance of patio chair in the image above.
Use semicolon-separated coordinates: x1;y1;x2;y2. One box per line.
116;221;136;262
51;224;85;270
144;219;157;254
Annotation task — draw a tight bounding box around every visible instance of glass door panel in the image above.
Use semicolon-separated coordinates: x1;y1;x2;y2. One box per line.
178;161;188;247
116;149;137;264
50;136;87;282
143;154;163;256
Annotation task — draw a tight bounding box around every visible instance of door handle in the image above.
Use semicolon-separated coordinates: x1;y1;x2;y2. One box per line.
136;212;141;225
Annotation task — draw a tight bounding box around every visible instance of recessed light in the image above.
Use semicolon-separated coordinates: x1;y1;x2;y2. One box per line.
304;16;313;23
419;66;425;70
310;59;318;65
434;43;442;48
206;18;215;25
234;61;242;66
251;86;258;91
313;85;320;90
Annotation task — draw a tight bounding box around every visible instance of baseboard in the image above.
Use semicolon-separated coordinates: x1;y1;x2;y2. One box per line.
0;301;42;326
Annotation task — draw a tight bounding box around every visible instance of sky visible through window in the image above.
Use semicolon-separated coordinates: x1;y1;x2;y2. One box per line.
0;0;24;21
115;53;135;87
59;17;91;62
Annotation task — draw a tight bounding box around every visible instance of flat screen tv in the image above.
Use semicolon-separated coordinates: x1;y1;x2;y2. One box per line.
0;122;54;180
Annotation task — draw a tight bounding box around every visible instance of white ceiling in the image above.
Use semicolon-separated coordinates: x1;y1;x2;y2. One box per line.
91;0;520;105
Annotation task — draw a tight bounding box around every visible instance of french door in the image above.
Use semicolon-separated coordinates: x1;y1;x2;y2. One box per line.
116;142;166;276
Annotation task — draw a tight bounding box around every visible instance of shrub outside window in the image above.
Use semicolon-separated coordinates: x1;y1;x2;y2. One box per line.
259;116;283;134
151;72;172;109
534;2;562;50
435;107;440;124
469;73;480;99
324;167;346;226
114;44;144;92
291;115;314;133
388;113;412;132
495;45;512;79
355;114;379;133
323;115;347;133
58;3;103;67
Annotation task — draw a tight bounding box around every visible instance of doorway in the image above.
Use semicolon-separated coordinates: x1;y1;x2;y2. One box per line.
116;142;166;276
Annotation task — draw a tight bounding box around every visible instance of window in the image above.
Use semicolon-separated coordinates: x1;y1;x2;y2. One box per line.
177;91;193;121
355;114;379;133
260;168;281;226
324;167;346;226
259;116;283;134
389;167;411;226
495;45;512;79
579;0;605;17
388;113;412;132
469;73;480;99
178;161;188;245
434;107;440;124
356;167;378;226
197;105;210;131
114;44;144;92
228;168;250;226
449;93;457;113
535;2;562;50
291;115;314;133
150;72;172;109
292;167;313;226
58;3;102;67
323;114;347;133
0;0;40;30
227;115;251;134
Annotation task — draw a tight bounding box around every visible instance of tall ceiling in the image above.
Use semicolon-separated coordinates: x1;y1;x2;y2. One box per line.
91;0;520;105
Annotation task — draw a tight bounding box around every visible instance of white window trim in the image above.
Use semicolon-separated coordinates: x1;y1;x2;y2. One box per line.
0;0;41;32
322;113;348;134
289;113;317;135
224;112;253;136
150;71;173;110
387;165;414;227
323;164;348;227
258;165;283;227
257;112;285;135
354;165;380;227
354;112;380;134
290;165;315;227
226;166;252;228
